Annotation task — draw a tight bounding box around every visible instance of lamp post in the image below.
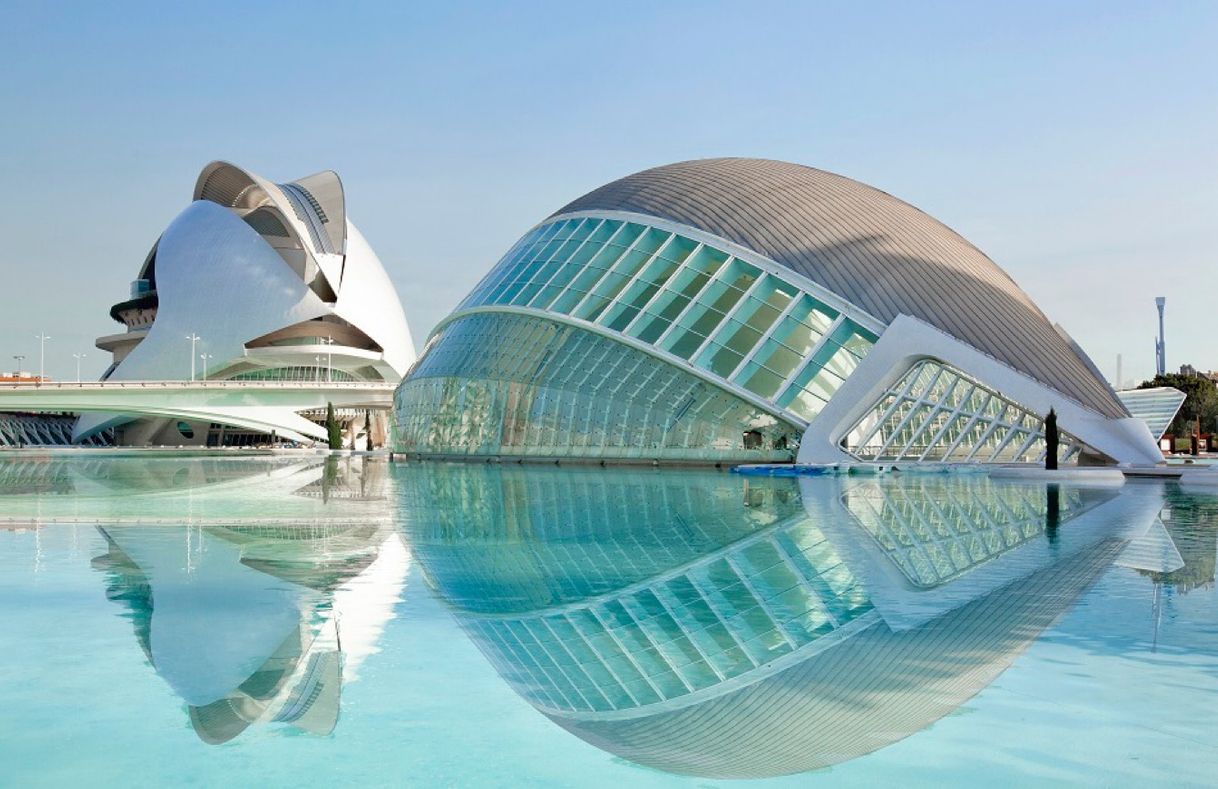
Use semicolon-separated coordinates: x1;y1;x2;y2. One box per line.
73;353;86;383
323;335;335;383
314;355;323;383
35;333;50;382
13;354;25;377
186;334;200;381
199;353;213;380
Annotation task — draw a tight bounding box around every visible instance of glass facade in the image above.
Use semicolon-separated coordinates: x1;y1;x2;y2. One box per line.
841;361;1082;464
457;217;879;425
1115;387;1187;440
394;313;802;462
229;366;356;382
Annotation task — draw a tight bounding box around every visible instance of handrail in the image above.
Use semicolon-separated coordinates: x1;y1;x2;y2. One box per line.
0;380;394;390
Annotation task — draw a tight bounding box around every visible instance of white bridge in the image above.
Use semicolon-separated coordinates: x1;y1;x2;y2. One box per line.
0;380;395;443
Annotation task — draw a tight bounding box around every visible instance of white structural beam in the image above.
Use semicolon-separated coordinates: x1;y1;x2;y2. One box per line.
796;314;1163;466
0;381;392;444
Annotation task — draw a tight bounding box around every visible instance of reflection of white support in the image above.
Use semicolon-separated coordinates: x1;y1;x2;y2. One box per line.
797;314;1163;466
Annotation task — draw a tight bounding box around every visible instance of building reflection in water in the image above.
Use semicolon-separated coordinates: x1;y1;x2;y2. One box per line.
402;465;1175;779
86;458;407;744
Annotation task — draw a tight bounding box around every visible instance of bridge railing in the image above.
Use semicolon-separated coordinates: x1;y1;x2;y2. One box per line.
0;380;394;390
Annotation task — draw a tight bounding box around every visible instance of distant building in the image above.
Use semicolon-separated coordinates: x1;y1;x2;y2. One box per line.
0;162;416;447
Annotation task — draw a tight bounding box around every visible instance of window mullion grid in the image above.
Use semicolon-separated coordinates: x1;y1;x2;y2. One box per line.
852;362;927;454
500;622;588;711
619;242;704;337
725;287;805;384
917;381;976;462
688;273;770;367
599;233;677;327
891;377;954;462
897;376;962;460
653;255;740;349
965;404;1012;461
985;415;1028;462
685;573;760;669
1011;427;1043;463
480;224;561;305
566;227;650;318
723;555;800;650
770;536;840;628
616;597;697;695
513;219;591;305
526;218;605;309
649;583;729;682
562;612;641;708
547;220;630;311
940;391;992;462
538;616;613;711
900;490;953;583
773;314;848;407
875;365;945;460
586;606;669;702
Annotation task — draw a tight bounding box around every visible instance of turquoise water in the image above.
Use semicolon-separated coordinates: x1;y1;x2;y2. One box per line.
1;457;1215;787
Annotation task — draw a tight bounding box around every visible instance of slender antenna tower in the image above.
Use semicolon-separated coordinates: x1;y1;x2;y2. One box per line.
1116;353;1123;390
1155;297;1166;377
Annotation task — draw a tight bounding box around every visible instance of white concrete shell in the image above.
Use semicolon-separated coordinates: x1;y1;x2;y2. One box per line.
74;161;414;443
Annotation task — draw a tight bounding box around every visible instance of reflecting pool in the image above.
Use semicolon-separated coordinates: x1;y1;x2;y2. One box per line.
1;456;1216;786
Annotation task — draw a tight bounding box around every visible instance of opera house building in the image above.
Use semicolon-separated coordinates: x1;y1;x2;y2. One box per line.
392;158;1161;466
0;161;415;448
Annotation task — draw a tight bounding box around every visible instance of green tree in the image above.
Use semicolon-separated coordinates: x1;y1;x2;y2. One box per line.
364;411;373;451
325;402;343;450
1138;374;1218;434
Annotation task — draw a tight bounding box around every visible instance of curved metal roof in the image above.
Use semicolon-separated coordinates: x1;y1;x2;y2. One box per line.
554;158;1125;419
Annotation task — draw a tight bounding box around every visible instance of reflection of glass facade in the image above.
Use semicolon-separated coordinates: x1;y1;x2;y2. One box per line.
457;217;878;423
394;313;801;461
464;516;873;714
403;464;875;715
843;478;1095;587
841;361;1082;464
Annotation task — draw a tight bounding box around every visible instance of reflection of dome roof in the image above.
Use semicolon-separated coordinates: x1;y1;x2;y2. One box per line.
548;540;1121;778
412;466;1163;779
554;158;1122;418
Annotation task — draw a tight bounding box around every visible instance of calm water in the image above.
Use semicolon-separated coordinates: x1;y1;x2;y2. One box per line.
1;456;1215;787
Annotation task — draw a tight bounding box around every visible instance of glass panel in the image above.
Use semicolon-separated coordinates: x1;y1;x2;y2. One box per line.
658;259;760;360
392;312;802;461
624;246;728;344
548;222;642;315
571;227;669;323
694;277;794;378
600;244;683;332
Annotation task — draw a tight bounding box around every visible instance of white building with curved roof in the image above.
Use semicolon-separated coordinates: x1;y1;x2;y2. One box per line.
393;158;1159;465
64;161;416;446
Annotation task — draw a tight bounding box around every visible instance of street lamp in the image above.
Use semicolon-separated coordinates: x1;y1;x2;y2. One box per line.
199;353;214;380
34;333;50;382
73;353;86;383
12;355;25;377
186;334;200;381
314;355;323;383
323;335;335;383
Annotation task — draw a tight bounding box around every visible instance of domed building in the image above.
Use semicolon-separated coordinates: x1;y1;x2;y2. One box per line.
393;158;1159;465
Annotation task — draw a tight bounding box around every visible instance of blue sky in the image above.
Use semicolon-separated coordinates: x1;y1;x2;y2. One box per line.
2;1;1214;385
